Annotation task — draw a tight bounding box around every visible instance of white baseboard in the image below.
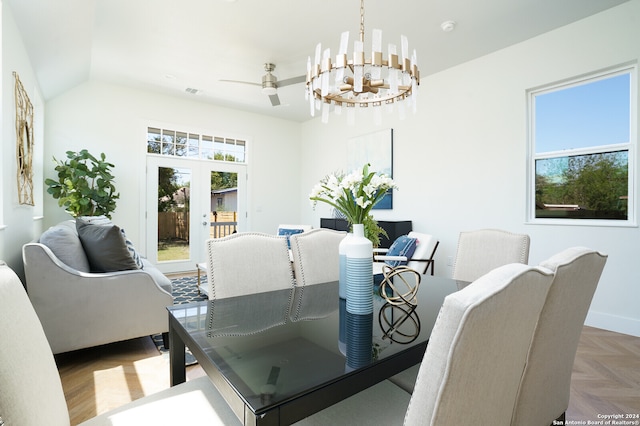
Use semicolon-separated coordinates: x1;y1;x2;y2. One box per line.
585;310;640;337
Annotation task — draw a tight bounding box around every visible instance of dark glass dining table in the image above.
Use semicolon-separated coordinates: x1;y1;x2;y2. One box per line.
168;276;467;426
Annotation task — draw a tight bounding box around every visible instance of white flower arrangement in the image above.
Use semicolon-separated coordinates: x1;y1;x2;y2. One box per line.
309;163;397;225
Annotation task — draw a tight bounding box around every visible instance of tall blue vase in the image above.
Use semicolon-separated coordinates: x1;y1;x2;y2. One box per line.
345;224;373;315
338;232;353;300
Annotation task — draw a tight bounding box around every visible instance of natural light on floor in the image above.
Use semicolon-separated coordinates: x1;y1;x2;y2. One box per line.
92;354;171;413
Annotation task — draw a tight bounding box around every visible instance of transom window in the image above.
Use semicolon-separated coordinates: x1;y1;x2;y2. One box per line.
528;65;636;225
147;127;246;163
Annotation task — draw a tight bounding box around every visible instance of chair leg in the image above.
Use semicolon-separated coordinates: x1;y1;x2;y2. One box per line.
162;332;170;350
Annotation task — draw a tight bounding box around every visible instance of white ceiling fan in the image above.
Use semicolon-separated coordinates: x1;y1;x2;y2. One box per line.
220;63;305;106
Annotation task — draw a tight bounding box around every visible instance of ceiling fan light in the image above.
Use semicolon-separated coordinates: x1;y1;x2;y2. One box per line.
262;68;278;96
262;86;277;96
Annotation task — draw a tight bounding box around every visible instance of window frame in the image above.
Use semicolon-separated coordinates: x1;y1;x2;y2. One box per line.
147;126;248;164
526;64;638;227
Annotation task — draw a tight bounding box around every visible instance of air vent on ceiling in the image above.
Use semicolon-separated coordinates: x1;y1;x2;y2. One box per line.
185;87;200;95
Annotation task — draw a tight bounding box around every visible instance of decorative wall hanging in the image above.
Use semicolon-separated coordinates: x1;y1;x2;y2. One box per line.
14;71;35;206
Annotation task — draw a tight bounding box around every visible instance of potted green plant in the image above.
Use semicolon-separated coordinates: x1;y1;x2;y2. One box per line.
45;149;119;218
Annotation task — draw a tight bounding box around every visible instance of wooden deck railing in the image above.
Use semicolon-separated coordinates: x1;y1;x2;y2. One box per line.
209;211;237;238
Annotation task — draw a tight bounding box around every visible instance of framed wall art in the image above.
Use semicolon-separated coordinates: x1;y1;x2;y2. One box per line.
347;128;393;209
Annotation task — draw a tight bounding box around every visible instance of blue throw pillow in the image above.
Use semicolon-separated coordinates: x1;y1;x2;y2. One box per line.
278;228;304;248
385;235;417;267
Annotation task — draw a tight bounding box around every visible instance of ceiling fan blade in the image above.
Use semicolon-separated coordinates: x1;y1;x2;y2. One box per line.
269;94;281;106
277;75;306;88
219;79;261;87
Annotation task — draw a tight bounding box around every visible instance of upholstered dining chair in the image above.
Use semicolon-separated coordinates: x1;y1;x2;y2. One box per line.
0;261;241;426
294;263;555;426
206;232;295;299
511;247;608;426
289;228;346;286
389;229;530;393
451;228;530;282
289;228;346;321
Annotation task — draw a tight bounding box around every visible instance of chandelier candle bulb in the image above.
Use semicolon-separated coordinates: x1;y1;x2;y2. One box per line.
372;29;383;73
321;49;331;96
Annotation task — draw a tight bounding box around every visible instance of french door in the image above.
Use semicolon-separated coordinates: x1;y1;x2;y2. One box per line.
146;156;246;273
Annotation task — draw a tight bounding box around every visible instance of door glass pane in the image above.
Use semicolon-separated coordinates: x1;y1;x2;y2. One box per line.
188;133;200;157
202;135;214;160
157;167;191;261
147;127;161;154
234;140;246;162
176;131;188;157
161;130;175;156
209;170;238;238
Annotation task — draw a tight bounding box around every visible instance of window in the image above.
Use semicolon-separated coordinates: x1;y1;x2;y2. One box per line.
147;127;246;163
528;65;636;225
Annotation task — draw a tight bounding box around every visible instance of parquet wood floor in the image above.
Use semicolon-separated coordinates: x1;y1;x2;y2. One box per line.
56;326;639;425
566;327;640;421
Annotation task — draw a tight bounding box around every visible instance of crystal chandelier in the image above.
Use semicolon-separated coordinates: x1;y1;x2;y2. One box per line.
306;0;420;123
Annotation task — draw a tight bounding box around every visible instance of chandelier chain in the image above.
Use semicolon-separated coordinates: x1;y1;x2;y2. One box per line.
359;0;365;43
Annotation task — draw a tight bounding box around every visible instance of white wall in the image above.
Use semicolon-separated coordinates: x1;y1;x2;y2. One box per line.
1;1;44;279
44;81;302;250
299;0;640;336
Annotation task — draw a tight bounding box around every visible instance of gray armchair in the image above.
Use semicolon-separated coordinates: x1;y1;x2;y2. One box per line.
22;220;173;354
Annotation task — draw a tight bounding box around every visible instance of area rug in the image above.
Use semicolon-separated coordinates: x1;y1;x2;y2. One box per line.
152;275;208;366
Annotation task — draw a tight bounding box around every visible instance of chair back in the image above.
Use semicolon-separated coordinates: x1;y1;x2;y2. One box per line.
452;229;530;282
206;232;295;299
290;228;346;287
511;247;607;426
404;263;554;426
0;261;71;426
289;229;346;321
406;231;439;275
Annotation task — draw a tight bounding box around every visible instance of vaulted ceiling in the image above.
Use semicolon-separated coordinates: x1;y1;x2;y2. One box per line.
8;0;628;122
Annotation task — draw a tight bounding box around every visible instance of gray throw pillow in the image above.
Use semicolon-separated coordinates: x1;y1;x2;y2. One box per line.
39;225;91;273
76;218;139;272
